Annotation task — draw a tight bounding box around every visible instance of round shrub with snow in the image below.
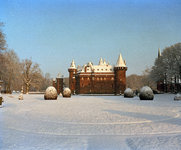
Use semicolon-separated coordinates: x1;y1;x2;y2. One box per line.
174;94;181;101
63;88;71;98
139;86;154;100
18;94;23;100
124;88;134;98
44;86;57;100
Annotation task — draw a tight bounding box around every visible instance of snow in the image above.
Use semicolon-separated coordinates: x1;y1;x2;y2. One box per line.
0;93;181;150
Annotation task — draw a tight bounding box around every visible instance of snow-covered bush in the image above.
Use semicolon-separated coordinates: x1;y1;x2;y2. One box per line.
124;88;134;98
44;86;57;100
63;88;71;98
18;94;23;100
174;94;181;101
59;92;62;96
139;86;154;100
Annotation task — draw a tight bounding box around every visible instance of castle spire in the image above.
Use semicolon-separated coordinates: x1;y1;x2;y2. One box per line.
69;59;76;69
115;53;126;67
57;71;62;78
99;57;103;65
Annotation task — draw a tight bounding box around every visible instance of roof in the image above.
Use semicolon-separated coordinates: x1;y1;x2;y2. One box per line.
115;53;126;67
69;59;76;69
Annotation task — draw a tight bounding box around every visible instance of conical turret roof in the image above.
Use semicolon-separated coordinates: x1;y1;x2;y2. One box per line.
99;57;103;65
69;59;76;69
115;53;126;67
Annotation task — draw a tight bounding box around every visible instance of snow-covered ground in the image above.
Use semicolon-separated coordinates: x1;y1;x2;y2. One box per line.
0;94;181;150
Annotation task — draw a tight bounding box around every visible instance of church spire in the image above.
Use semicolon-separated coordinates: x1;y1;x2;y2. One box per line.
115;53;126;67
158;47;161;58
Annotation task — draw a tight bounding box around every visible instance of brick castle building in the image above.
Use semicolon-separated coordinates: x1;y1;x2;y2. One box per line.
53;73;63;95
68;53;127;94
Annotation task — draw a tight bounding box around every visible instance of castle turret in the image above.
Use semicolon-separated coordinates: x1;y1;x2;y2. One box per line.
56;72;63;94
114;53;127;95
68;59;77;93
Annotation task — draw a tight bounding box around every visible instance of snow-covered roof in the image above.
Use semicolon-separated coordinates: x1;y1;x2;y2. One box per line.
75;54;126;74
115;53;126;67
77;59;114;73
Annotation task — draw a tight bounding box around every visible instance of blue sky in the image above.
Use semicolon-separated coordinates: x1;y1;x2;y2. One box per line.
1;0;181;78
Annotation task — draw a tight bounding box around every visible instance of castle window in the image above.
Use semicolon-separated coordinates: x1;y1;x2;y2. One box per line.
82;77;84;80
89;83;91;87
82;83;84;87
88;77;89;80
105;69;107;71
101;69;103;71
110;69;112;71
97;69;99;71
100;77;102;80
111;77;114;80
92;77;94;80
97;77;99;80
104;77;106;80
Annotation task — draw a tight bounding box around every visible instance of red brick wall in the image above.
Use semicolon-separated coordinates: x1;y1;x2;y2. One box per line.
56;78;63;94
68;68;77;93
115;67;127;95
75;73;116;94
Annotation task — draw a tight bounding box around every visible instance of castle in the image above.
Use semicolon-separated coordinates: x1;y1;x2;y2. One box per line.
68;53;127;94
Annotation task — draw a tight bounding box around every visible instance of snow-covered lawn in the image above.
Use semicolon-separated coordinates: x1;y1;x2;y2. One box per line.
0;94;181;150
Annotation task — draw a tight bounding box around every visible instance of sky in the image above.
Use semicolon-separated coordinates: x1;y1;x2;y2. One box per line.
0;0;181;78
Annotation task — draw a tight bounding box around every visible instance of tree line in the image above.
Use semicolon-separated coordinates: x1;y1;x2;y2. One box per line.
126;67;156;93
149;42;181;93
0;22;52;94
127;42;181;93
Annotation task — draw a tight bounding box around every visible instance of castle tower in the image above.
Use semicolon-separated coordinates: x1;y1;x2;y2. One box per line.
114;53;127;95
56;72;63;94
68;59;77;93
53;78;56;88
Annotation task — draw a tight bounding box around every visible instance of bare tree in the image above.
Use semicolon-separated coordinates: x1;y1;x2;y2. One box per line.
40;73;52;91
126;74;143;91
0;22;6;52
127;67;157;93
19;59;43;94
1;49;20;93
142;67;156;89
0;22;7;80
